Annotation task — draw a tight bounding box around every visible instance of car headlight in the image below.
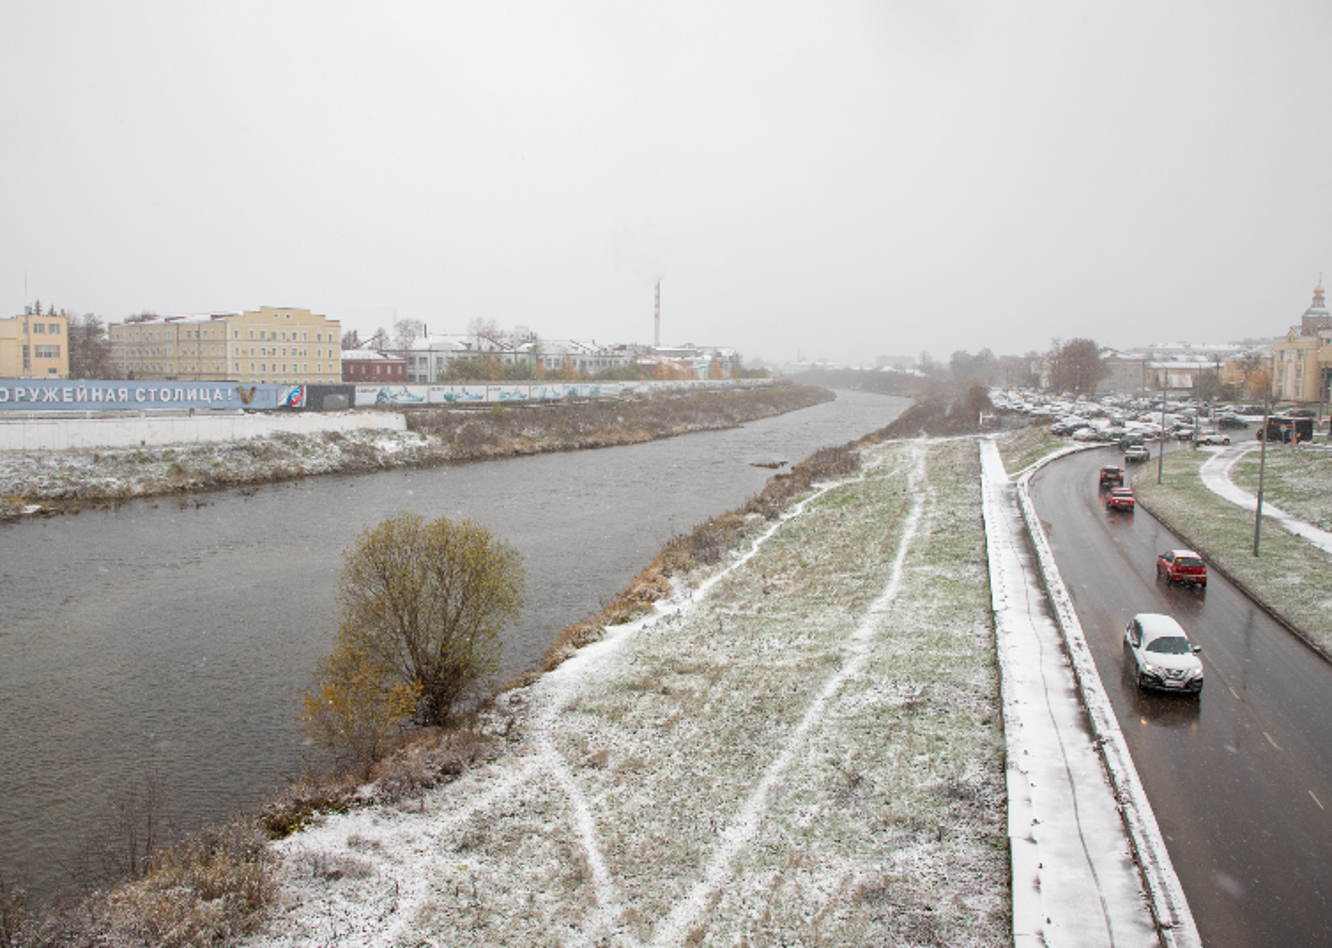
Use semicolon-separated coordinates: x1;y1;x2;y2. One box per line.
1142;662;1157;674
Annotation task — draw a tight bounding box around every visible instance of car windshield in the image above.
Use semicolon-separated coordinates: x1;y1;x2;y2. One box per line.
1146;636;1193;654
1176;557;1203;568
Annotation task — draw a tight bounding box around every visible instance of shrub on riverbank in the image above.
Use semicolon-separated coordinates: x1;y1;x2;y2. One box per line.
2;820;275;948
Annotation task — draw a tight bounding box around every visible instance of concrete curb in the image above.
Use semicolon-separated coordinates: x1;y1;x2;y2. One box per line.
1014;445;1201;948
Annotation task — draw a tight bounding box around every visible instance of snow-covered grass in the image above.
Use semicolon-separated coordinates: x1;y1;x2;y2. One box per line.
1229;445;1332;533
0;429;440;511
243;438;1010;948
992;426;1065;480
1131;450;1332;655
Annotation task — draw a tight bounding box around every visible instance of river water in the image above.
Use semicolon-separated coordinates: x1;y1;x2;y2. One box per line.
0;389;906;900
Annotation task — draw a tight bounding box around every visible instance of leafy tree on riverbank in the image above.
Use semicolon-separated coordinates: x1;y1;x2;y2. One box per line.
334;513;526;727
299;645;421;776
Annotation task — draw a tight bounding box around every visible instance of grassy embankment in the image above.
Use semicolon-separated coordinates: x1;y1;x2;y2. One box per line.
992;426;1068;480
1131;447;1332;656
248;435;1009;947
0;385;832;518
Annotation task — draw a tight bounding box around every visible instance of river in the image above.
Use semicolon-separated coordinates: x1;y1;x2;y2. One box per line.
0;389;906;900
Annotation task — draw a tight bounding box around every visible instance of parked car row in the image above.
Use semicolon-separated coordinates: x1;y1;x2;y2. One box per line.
992;388;1272;446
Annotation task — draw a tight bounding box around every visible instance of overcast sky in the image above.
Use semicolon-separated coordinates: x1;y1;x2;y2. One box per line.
3;2;1330;366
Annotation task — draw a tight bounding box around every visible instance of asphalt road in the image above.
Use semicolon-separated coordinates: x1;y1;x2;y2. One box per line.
1028;444;1332;948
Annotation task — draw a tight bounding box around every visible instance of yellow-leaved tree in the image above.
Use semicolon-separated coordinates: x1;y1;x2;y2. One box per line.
299;645;421;776
334;513;526;727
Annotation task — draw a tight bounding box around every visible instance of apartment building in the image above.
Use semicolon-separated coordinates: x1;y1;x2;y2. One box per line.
109;306;341;385
0;311;70;378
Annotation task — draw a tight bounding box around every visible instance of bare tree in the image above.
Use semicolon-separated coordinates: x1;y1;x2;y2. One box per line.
392;318;427;351
1047;337;1108;395
341;329;360;349
1232;349;1271;399
65;772;171;893
467;317;500;350
948;348;997;392
67;312;117;379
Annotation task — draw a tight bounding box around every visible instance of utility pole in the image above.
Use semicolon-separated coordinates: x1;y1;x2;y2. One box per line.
654;279;661;349
1255;392;1271;556
1157;368;1166;484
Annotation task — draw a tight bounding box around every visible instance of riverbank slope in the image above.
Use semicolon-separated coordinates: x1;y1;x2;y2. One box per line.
0;384;832;518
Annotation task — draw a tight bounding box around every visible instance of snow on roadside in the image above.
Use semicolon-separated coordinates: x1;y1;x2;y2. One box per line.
242;438;1012;947
983;438;1188;948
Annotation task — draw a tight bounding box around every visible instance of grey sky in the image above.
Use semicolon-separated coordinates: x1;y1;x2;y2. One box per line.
3;1;1329;366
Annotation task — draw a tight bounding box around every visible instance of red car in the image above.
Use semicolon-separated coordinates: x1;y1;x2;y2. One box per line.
1157;549;1207;587
1105;487;1135;511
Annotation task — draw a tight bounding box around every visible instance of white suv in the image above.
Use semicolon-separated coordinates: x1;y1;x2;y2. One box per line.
1124;614;1203;695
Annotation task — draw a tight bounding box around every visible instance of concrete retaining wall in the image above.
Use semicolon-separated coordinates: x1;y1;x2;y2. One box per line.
0;410;407;451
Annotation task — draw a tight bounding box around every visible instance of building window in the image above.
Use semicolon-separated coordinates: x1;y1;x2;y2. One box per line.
36;345;60;358
32;323;45;334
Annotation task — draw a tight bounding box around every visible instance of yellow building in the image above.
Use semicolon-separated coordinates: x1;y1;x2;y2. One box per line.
1272;281;1332;404
0;311;70;378
109;306;342;385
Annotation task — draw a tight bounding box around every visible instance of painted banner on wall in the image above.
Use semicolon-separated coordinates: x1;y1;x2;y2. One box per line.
0;380;304;411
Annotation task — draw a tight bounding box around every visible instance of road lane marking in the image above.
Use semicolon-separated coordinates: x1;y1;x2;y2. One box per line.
1312;791;1325;811
1229;686;1240;700
1264;731;1282;750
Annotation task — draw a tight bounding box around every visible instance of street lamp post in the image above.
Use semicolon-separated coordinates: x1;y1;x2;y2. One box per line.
1157;369;1166;484
1254;393;1271;556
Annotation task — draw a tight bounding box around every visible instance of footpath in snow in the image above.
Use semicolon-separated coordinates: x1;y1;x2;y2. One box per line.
1199;443;1332;554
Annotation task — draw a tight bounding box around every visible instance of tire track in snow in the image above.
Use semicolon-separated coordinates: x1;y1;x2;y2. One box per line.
646;441;927;948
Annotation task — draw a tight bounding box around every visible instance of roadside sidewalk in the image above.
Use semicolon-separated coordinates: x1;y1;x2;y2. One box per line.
1199;443;1332;555
980;438;1197;948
